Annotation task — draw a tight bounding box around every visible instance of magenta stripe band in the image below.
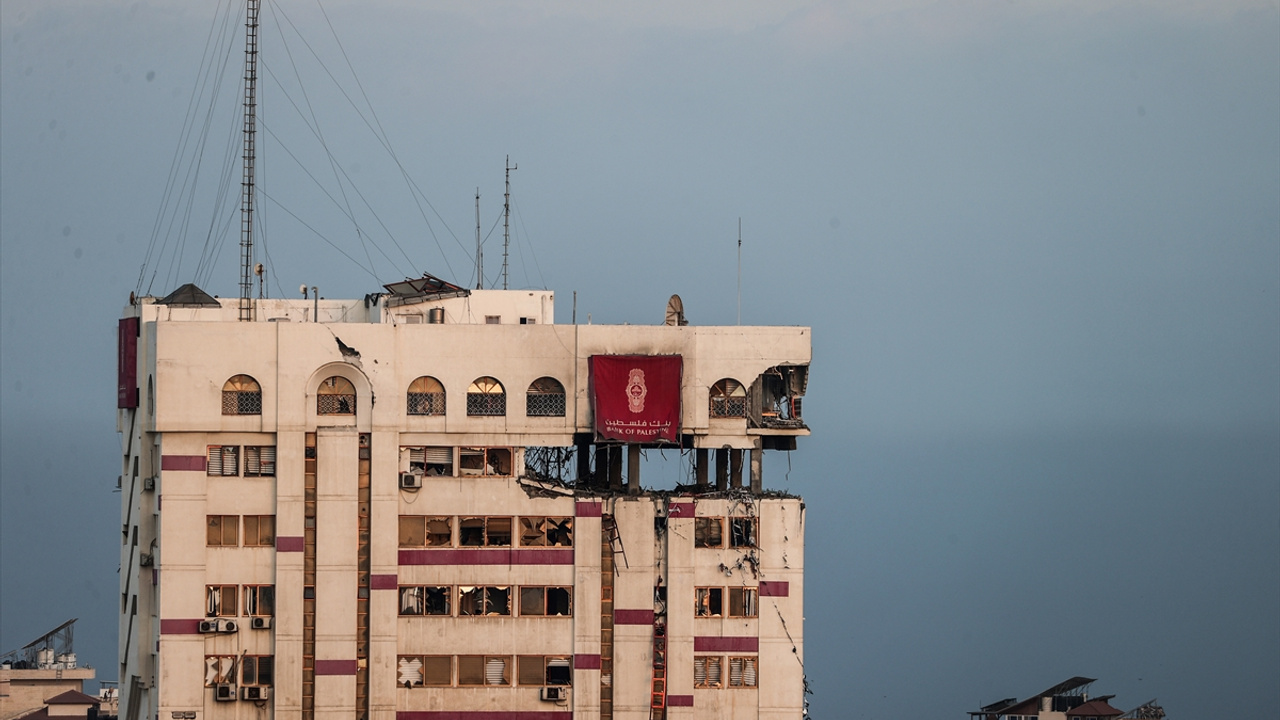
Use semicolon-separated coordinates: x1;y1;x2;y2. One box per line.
575;501;602;517
277;536;305;552
667;501;695;518
159;619;202;634
314;660;358;676
614;609;655;625
370;574;398;589
161;455;206;472
759;580;789;597
398;713;572;720
573;654;601;669
667;695;694;707
399;549;574;565
694;636;759;652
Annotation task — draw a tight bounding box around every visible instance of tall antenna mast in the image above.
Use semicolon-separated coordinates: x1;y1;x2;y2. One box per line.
237;0;261;322
502;155;517;290
475;188;482;289
736;217;742;325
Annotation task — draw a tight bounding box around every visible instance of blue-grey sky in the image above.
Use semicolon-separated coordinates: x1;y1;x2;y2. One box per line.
2;1;1277;716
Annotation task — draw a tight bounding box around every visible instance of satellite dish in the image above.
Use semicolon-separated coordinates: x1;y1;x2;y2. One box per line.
664;294;688;326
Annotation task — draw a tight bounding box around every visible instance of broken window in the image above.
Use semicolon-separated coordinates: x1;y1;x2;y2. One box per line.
749;365;808;428
404;446;454;476
696;587;724;617
458;586;511;616
241;655;274;686
694;656;723;688
526;377;566;417
317;376;356;415
729;517;756;547
458;655;510;685
222;375;262;415
407;376;446;416
398;656;451;687
728;587;758;618
206;584;237;617
243;585;274;616
458;516;511;547
206;445;239;476
397;656;423;686
399;586;450;616
517;656;572;686
709;378;747;418
205;655;236;686
519;516;573;547
695;517;724;548
728;657;758;687
244;446;275;476
459;447;512;476
466;376;506;416
399;516;452;547
206;515;238;546
519;586;573;616
242;516;275;547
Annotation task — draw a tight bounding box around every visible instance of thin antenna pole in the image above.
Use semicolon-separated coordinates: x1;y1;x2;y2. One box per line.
475;188;482;289
238;0;261;322
736;217;742;325
503;155;517;290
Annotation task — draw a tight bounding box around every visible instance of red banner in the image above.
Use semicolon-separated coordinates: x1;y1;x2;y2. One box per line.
589;355;682;443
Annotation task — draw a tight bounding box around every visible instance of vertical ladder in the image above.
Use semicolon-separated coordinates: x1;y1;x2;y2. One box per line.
649;622;668;719
601;514;628;573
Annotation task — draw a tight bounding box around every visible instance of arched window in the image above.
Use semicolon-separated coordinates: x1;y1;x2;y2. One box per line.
526;377;566;417
709;378;746;418
466;377;506;417
317;376;356;415
222;375;262;415
407;376;446;416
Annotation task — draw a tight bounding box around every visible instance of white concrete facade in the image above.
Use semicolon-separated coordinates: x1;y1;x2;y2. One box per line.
118;287;810;720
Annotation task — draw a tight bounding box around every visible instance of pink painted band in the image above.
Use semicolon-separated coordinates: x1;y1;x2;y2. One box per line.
614;609;655;625
159;619;202;634
370;574;398;589
575;501;602;517
694;636;759;652
759;580;790;597
161;455;206;472
667;502;695;518
667;695;694;707
277;536;305;552
399;549;574;565
314;660;358;676
573;654;601;669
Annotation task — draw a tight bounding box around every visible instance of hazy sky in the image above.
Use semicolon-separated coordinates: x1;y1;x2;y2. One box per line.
2;1;1277;717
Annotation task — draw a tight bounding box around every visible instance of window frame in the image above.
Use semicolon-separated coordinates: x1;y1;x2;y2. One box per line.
727;587;758;618
317;376;356;416
243;446;276;477
242;515;276;547
458;516;513;547
465;377;506;417
457;586;512;617
517;655;573;686
243;585;275;617
406;376;446;416
206;515;239;547
526;377;567;417
398;585;452;616
206;445;239;477
518;586;573;617
459;447;512;477
695;587;724;618
240;655;274;687
694;655;724;689
709;378;747;418
204;655;238;687
694;517;724;548
727;656;758;688
399;516;454;548
457;655;512;686
518;516;574;547
398;655;452;687
206;584;238;617
729;517;757;548
221;375;262;416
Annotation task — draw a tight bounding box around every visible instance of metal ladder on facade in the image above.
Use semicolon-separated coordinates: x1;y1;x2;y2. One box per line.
649;621;668;719
601;514;628;574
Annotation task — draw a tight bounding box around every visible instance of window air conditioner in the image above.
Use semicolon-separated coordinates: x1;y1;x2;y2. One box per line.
139;553;154;567
250;617;273;630
143;477;156;491
240;686;271;701
540;687;567;701
399;472;422;490
216;619;239;634
198;620;218;634
213;684;236;702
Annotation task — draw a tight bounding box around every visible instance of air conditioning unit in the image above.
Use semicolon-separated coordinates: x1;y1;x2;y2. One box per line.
790;396;803;420
240;686;271;701
250;617;273;630
143;476;156;491
399;472;422;490
198;620;218;634
540;687;567;701
213;684;236;702
216;619;239;634
138;553;154;567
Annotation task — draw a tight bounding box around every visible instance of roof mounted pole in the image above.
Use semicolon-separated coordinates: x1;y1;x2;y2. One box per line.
238;0;261;321
475;188;482;289
502;155;517;290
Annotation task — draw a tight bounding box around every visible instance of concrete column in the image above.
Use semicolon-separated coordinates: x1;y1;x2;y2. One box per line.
577;441;593;484
694;448;709;487
750;443;764;493
594;446;610;489
627;445;641;495
729;449;743;489
608;446;624;490
714;447;729;491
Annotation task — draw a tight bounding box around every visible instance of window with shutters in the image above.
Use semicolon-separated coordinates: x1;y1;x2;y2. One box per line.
243;585;274;616
206;585;237;617
206;515;239;546
518;516;573;547
466;377;506;416
242;516;275;547
317;376;356;415
206;446;239;476
205;656;237;686
458;517;512;547
518;586;573;616
459;447;511;476
222;375;262;415
404;445;454;476
241;655;274;686
526;377;566;417
694;656;723;688
458;586;511;616
696;587;724;617
406;376;446;416
398;656;452;687
709;378;747;418
244;446;275;476
399;516;453;547
695;517;723;548
728;657;758;687
458;655;510;686
728;587;758;618
399;586;451;616
517;656;572;686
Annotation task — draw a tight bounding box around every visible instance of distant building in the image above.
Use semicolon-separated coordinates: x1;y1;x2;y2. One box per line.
117;279;811;719
0;620;96;719
969;677;1165;720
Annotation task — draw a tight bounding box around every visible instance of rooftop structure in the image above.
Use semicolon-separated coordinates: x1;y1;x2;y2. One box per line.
969;678;1165;720
117;279;811;720
0;620;97;719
